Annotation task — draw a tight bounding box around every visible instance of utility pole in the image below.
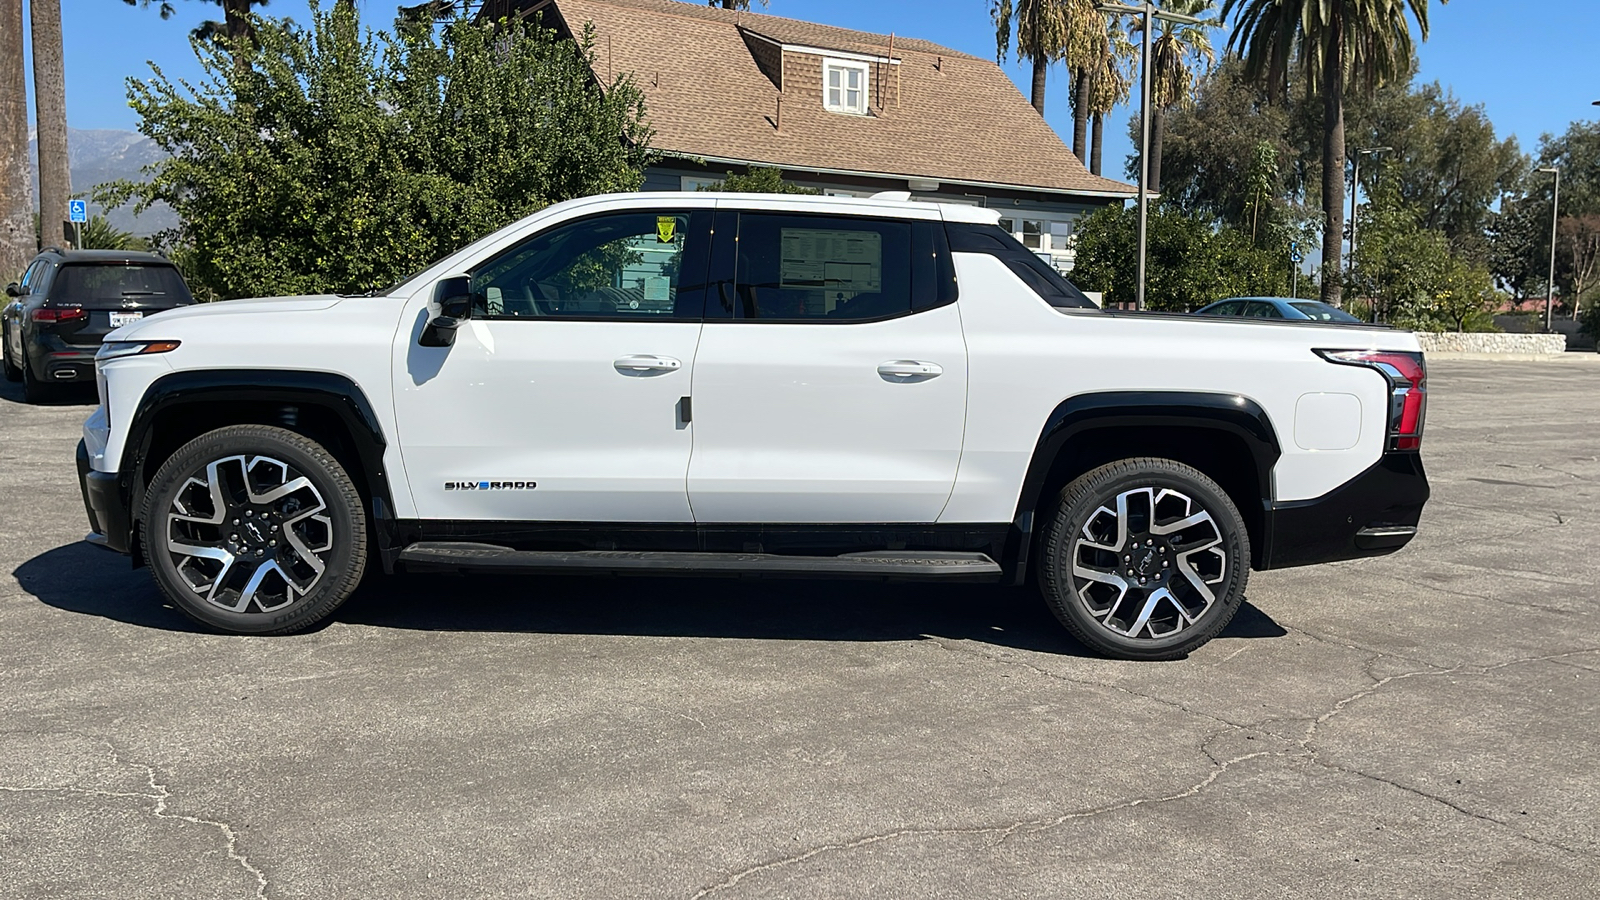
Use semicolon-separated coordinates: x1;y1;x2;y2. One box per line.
1538;166;1560;333
1097;1;1211;310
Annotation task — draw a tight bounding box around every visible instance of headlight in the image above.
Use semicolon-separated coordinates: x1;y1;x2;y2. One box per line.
97;340;181;362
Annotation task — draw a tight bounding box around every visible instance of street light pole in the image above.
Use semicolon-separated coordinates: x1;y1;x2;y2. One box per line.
1538;166;1560;333
1347;146;1390;282
1097;2;1209;310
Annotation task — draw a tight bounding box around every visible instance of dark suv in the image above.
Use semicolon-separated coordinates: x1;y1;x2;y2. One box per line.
3;249;195;402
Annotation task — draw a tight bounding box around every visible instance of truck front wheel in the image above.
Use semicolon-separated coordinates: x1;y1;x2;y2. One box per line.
141;425;368;635
1038;458;1250;660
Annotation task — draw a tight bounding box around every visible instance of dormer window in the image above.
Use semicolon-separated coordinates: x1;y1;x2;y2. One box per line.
823;59;869;114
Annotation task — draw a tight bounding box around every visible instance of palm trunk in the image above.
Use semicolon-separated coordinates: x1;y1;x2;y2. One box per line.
0;0;33;281
1150;107;1166;194
1030;55;1048;116
30;0;70;251
1071;71;1089;162
1090;113;1104;176
1320;13;1346;307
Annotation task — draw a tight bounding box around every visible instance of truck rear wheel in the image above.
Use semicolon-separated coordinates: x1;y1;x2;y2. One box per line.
1039;458;1250;660
141;425;367;635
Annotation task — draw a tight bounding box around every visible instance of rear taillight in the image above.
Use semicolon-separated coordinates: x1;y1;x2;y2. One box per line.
1318;349;1427;451
32;306;87;323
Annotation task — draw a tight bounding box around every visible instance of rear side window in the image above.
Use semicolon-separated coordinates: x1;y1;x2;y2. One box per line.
1203;301;1243;316
53;264;193;305
723;213;914;321
945;223;1096;309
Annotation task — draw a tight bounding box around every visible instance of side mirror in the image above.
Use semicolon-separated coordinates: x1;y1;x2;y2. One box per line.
4;283;20;298
420;275;474;348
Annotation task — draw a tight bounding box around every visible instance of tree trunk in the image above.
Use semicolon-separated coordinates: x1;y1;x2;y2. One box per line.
31;0;70;251
1150;107;1166;194
1090;113;1103;176
1030;55;1047;116
1071;70;1088;162
0;0;33;282
224;0;252;42
1320;13;1346;307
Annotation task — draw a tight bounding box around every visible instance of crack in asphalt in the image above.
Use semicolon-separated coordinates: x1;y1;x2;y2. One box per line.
683;644;1600;898
0;735;270;900
916;636;1250;730
686;728;1279;900
1387;574;1576;615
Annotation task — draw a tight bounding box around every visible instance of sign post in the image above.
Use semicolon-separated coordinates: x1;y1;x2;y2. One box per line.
1290;241;1303;299
68;199;87;250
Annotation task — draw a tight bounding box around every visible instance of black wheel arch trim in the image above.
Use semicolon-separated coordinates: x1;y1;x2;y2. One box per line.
116;369;396;564
1007;391;1282;579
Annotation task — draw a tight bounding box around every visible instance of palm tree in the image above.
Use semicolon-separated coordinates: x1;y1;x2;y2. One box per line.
1139;0;1214;192
0;0;31;281
123;0;267;46
31;0;70;251
1083;22;1134;175
1223;0;1440;305
993;0;1101;122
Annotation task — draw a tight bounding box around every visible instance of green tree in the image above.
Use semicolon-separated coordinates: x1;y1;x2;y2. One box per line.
1223;0;1443;306
102;3;654;300
695;167;822;194
1348;80;1523;262
1348;176;1494;331
1070;202;1291;310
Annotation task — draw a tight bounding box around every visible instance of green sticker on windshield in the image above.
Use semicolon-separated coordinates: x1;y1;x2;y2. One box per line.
656;216;677;243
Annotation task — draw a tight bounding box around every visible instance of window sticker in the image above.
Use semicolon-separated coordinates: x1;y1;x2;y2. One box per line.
779;228;881;294
656;216;677;243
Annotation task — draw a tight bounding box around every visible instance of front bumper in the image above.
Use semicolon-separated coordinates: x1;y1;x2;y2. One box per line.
77;439;133;554
1259;451;1429;570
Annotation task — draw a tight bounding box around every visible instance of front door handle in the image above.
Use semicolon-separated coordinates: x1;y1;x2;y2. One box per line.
877;360;943;380
614;354;682;373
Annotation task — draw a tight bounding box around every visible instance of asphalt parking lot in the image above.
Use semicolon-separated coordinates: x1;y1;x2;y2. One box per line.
2;360;1597;900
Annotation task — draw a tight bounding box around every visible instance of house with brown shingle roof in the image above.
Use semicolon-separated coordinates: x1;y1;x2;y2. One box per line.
482;0;1137;272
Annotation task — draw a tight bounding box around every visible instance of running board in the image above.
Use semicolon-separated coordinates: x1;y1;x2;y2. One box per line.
396;542;1003;580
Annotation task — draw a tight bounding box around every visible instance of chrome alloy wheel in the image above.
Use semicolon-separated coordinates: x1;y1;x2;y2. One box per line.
165;455;334;614
1070;487;1227;640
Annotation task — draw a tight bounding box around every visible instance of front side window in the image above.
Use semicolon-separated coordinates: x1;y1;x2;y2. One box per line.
823;60;869;114
471;211;702;319
1242;300;1284;318
724;213;914;321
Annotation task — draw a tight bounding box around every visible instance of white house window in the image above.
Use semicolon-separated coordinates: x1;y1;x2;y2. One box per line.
823;60;869;114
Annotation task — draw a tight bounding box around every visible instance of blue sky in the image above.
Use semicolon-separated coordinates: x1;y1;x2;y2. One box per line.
22;0;1600;179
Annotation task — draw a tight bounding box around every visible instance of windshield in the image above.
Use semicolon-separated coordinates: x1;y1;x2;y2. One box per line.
1289;301;1363;323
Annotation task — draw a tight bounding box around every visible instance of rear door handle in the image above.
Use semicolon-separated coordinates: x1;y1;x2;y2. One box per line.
614;354;682;373
877;360;943;379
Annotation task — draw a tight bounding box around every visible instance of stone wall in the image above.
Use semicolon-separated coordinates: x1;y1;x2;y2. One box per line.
1415;332;1569;355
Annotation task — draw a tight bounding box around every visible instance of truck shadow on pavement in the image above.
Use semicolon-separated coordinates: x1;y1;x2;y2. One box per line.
16;541;1288;657
0;380;98;406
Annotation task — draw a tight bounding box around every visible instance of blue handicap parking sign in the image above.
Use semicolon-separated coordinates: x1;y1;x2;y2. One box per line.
69;199;87;223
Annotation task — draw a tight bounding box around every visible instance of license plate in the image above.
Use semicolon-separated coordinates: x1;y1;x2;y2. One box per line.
109;311;144;328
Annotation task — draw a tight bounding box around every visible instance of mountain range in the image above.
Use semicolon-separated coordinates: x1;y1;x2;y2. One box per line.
28;127;178;238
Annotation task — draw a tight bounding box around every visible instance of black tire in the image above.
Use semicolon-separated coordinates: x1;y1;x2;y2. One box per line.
1;327;20;383
141;425;368;635
1038;458;1250;661
20;346;54;403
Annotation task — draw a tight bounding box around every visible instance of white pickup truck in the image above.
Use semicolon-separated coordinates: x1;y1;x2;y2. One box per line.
77;192;1429;659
